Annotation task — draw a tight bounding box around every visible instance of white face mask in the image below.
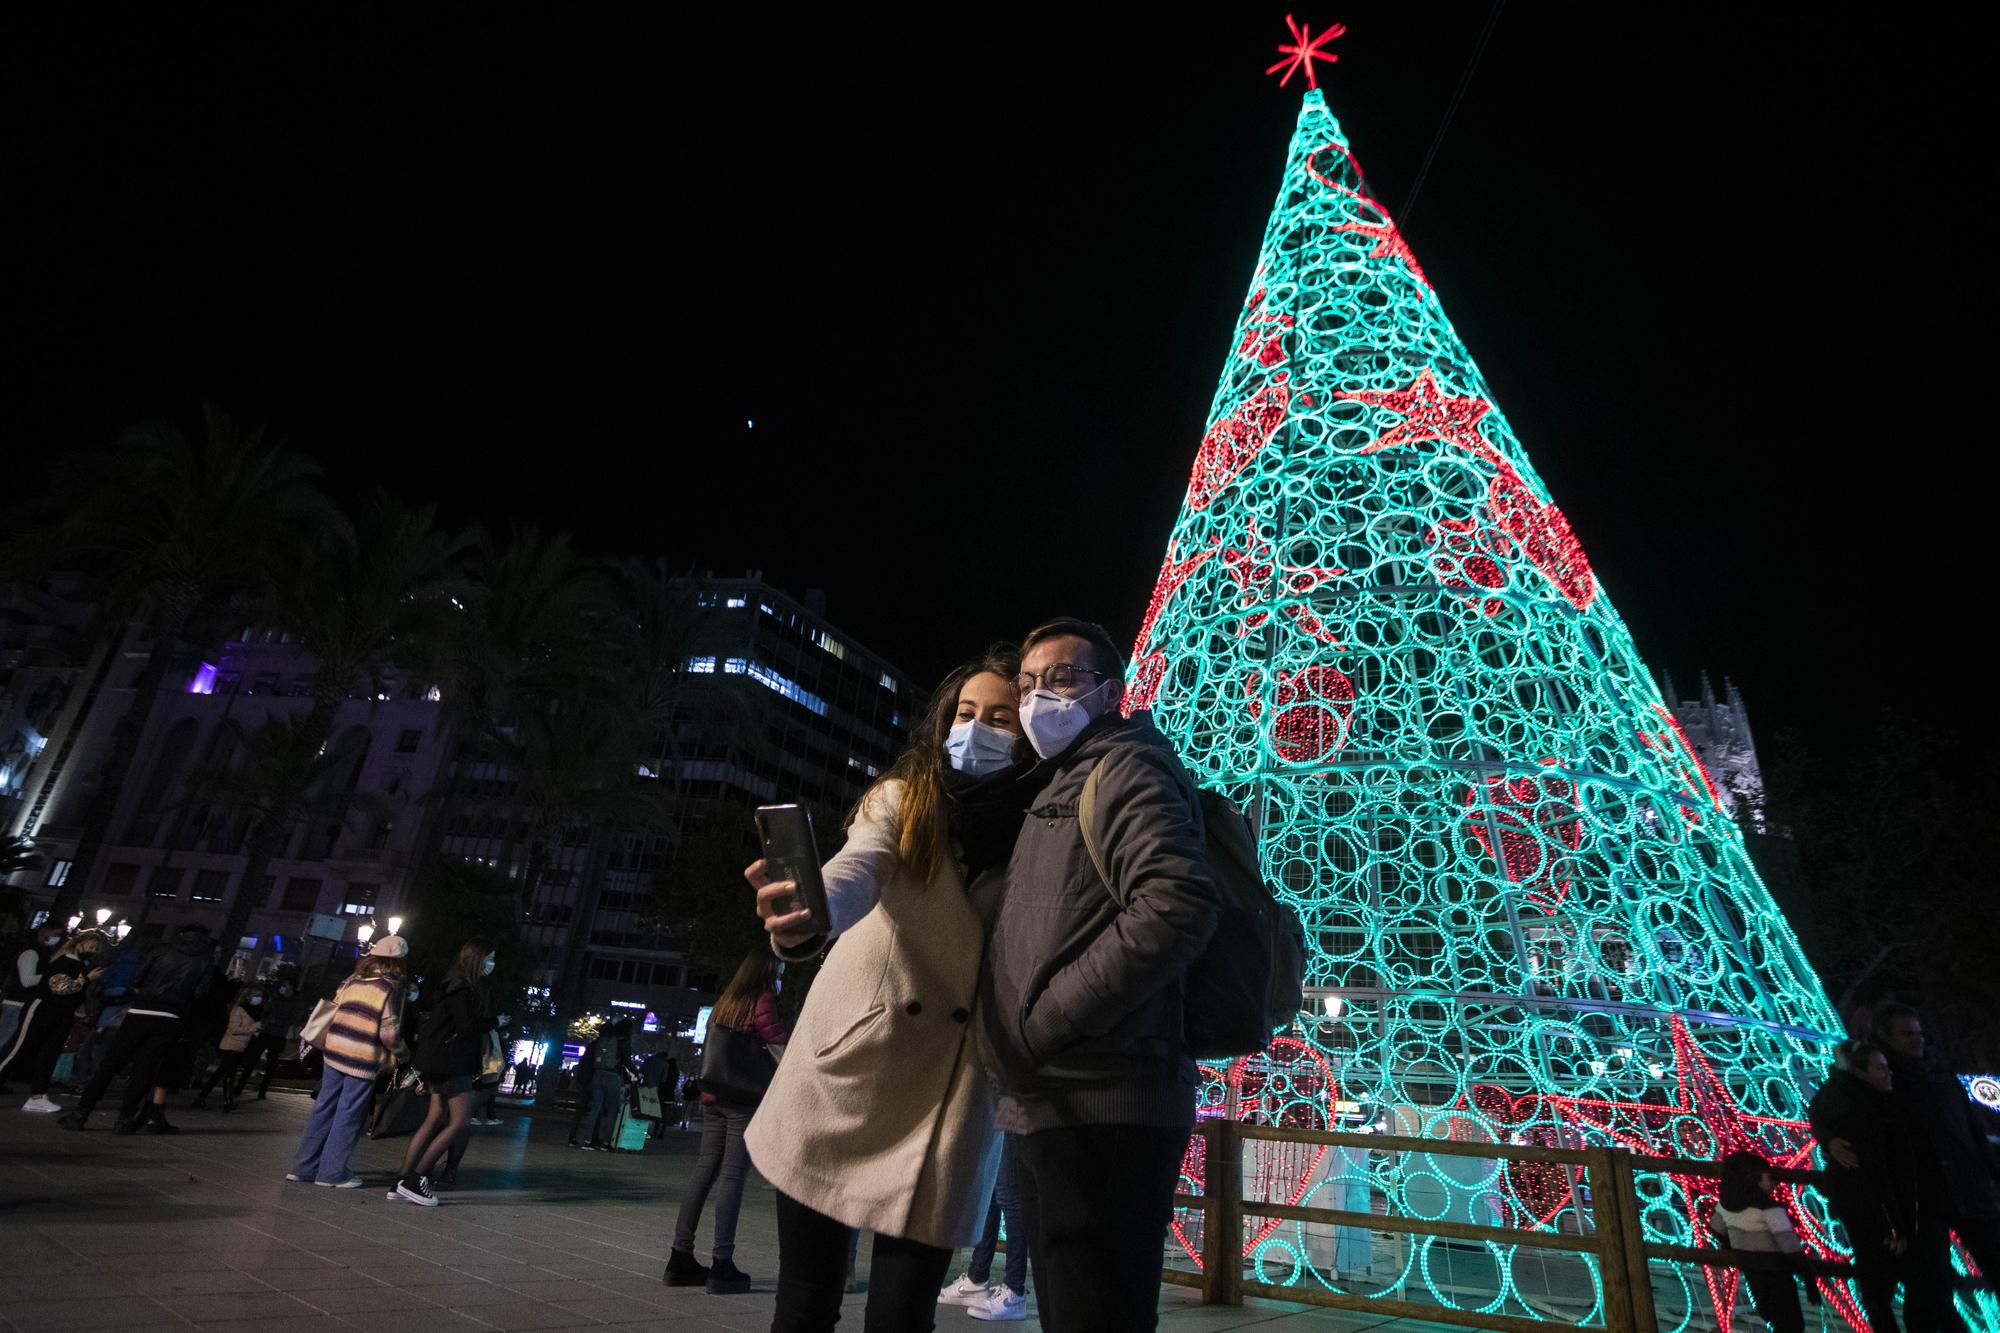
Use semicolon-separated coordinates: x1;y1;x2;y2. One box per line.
480;957;496;976
944;719;1018;776
1018;678;1112;760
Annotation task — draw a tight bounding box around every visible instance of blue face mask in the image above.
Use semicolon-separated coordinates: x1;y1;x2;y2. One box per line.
945;719;1018;776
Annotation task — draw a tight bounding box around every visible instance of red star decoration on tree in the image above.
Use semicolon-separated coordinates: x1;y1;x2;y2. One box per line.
1638;703;1722;824
1331;215;1427;287
1334;370;1496;463
1539;1018;1862;1333
1221;524;1345;644
1125;541;1220;714
1266;14;1346;90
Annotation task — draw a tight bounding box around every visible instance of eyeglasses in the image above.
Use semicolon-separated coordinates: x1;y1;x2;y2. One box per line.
1014;664;1109;697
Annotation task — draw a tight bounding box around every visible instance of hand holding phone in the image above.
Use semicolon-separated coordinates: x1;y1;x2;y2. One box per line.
750;804;832;941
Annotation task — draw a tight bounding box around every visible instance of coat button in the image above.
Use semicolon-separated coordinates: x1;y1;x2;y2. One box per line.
952;1007;970;1024
905;1001;922;1016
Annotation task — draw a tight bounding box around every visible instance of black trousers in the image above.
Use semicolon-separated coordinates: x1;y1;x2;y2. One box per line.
771;1190;953;1333
234;1033;284;1096
76;1013;182;1121
0;998;80;1094
196;1050;245;1102
1737;1257;1804;1333
1017;1123;1189;1333
1834;1210;1905;1333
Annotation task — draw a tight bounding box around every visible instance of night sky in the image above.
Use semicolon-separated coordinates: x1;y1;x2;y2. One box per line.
5;6;1989;750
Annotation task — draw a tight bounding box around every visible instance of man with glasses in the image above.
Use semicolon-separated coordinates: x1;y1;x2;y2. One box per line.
977;617;1220;1331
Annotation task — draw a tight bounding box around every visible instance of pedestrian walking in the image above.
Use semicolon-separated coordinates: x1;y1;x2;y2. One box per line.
286;937;407;1187
973;619;1223;1331
191;988;262;1110
939;1132;1033;1322
391;939;496;1206
234;974;301;1100
1708;1151;1806;1333
1874;1003;2000;1295
60;923;216;1134
665;949;791;1296
0;927;108;1112
745;652;1037;1331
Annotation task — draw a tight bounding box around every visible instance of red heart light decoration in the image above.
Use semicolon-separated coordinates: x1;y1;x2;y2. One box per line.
1462;764;1583;914
1466;1085;1580;1229
1173;1037;1337;1268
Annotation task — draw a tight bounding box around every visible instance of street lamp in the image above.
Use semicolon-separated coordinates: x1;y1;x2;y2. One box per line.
95;907;113;926
65;913;82;932
386;915;403;937
356;922;376;946
114;920;131;940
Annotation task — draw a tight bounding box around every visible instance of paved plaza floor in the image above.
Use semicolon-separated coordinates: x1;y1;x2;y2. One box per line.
0;1090;1431;1333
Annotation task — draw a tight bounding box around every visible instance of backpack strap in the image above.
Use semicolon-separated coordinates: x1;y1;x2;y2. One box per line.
1078;763;1112;897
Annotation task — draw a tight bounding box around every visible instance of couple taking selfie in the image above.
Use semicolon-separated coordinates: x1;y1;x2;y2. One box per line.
707;616;1222;1333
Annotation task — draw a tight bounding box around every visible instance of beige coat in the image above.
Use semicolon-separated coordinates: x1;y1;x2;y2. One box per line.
744;781;1004;1249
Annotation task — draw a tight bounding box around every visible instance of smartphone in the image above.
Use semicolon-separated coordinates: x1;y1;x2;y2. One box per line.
754;804;832;936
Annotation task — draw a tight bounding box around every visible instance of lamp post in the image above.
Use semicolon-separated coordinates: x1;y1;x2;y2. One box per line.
357;922;376;947
65;913;82;932
386;915;403;937
95;907;113;926
114;920;131;941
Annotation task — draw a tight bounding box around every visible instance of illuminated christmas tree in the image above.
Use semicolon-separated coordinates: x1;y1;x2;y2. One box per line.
1131;30;1945;1330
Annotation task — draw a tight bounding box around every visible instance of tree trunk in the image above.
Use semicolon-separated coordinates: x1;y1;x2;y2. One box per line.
537;830;613;1097
215;806;293;956
48;604;188;921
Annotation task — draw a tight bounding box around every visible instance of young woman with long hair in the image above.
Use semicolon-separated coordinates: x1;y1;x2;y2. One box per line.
392;938;495;1206
287;937;406;1187
666;948;792;1294
743;650;1038;1331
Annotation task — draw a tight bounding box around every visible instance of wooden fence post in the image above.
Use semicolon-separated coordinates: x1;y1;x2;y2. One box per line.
1608;1150;1659;1333
1587;1146;1639;1333
1201;1117;1244;1306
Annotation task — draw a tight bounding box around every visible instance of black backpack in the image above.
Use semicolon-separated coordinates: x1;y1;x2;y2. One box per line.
1079;766;1307;1059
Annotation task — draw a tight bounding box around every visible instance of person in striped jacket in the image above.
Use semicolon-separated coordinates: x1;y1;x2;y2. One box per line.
286;936;408;1187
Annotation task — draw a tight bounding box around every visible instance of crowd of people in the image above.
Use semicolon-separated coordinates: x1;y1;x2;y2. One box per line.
8;614;2000;1333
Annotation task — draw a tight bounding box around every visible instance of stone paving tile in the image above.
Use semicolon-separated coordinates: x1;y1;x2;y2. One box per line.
2;1295;190;1331
233;1267;377;1293
147;1271;277;1297
543;1296;664;1324
153;1293;318;1324
337;1309;500;1333
455;1304;598;1331
184;1319;354;1333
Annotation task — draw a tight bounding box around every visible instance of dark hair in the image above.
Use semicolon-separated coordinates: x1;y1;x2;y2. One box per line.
445;938;493;1007
1022;617;1127;680
1834;1038;1882;1074
1717;1150;1776;1212
713;949;779;1030
865;648;1021;887
1869;1001;1921;1046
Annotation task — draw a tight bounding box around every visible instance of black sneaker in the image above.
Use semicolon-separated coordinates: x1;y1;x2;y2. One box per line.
58;1112;87;1132
144;1116;181;1135
663;1247;709;1287
112;1118;140;1135
395;1174;440;1207
706;1257;751;1295
434;1165;458;1189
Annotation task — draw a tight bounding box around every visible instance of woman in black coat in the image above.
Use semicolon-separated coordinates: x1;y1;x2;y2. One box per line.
392;939;495;1206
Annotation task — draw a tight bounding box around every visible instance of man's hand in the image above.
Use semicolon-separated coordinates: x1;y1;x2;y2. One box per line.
746;858;817;949
1828;1137;1860;1169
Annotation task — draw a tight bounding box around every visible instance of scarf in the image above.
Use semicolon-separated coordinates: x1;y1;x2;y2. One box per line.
946;760;1038;878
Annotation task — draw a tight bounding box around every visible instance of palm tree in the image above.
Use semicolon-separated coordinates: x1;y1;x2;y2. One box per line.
207;497;472;949
1;406;337;921
191;716;387;948
0;834;39;928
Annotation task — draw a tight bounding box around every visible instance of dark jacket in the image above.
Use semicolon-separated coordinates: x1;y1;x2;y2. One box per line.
977;712;1221;1132
1807;1070;1920;1238
1887;1049;2000;1221
415;979;489;1080
128;934;216;1016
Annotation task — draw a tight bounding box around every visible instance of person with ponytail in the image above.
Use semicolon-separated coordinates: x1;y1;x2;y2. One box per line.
391;938;496;1206
741;650;1039;1331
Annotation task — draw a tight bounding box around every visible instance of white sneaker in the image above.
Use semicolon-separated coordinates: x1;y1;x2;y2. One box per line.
968;1287;1027;1321
21;1095;62;1114
938;1275;992;1307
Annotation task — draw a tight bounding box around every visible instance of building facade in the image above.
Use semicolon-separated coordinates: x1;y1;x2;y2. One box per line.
2;572;918;1033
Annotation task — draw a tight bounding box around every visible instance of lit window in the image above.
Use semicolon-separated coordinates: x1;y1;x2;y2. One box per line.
47;860;72;888
723;658;748;674
879;672;896;690
759;603;774;615
746;662;827;717
725;597;747;609
812;630;847;661
687;656;717;674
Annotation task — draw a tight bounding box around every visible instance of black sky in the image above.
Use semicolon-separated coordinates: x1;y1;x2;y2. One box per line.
4;6;1991;750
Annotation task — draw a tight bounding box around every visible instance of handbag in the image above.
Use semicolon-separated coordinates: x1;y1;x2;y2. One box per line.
636;1086;664;1120
300;995;338;1051
699;1021;776;1107
478;1030;505;1082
